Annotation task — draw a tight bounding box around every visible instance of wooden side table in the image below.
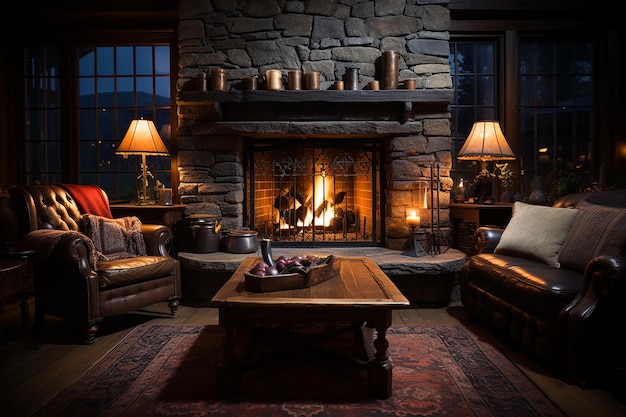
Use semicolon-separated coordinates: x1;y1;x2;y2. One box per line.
109;204;186;229
449;203;513;254
0;250;36;348
110;204;187;257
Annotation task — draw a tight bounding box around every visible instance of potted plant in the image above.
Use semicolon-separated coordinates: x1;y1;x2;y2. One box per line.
495;163;515;203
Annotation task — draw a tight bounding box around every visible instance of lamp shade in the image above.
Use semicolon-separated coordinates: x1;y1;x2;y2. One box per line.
457;120;515;162
115;119;169;156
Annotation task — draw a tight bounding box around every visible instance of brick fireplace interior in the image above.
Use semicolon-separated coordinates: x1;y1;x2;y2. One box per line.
175;0;453;251
247;136;382;246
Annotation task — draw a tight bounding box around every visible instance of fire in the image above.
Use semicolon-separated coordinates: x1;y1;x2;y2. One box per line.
299;175;335;227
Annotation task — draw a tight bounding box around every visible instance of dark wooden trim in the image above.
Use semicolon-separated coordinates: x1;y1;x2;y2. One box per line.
178;90;453;105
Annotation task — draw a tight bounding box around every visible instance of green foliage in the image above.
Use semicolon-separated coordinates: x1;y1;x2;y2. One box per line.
495;163;515;189
545;170;593;204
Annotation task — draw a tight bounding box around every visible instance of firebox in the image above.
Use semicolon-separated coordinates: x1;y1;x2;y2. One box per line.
245;137;384;247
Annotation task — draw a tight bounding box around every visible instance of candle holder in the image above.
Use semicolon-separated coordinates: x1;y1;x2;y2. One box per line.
402;225;427;258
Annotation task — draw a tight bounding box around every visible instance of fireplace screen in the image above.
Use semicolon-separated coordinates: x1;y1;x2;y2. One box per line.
246;138;383;246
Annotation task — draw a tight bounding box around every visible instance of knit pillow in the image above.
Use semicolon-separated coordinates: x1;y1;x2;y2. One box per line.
558;204;626;273
495;202;579;268
79;214;147;261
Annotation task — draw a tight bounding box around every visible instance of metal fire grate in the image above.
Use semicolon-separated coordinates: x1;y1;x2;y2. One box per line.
246;138;383;246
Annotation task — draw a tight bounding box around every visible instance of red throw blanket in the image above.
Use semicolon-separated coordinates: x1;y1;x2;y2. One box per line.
57;184;113;218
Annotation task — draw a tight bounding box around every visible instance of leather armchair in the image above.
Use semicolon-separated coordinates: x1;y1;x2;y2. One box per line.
9;184;181;344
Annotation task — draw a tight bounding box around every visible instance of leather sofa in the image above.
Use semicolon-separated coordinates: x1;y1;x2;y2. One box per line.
460;189;626;390
9;184;181;344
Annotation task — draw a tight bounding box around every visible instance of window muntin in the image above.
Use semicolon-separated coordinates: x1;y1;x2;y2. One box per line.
518;40;594;197
23;44;171;201
449;40;498;189
450;36;595;201
24;47;63;184
77;45;171;200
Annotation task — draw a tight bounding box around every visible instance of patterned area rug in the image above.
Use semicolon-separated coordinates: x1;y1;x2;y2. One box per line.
33;324;565;417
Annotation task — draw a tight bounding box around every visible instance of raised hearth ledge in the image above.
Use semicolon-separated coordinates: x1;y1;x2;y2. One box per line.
177;247;466;277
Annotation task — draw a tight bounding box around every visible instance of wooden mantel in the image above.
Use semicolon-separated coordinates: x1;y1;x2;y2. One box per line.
178;89;453;105
177;89;452;123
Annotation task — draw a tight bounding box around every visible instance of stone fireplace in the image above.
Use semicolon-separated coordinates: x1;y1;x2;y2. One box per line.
175;0;453;251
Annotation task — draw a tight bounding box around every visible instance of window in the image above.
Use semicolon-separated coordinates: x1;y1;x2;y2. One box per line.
24;47;63;185
77;46;172;200
518;39;594;198
449;39;499;189
23;43;173;201
449;35;595;201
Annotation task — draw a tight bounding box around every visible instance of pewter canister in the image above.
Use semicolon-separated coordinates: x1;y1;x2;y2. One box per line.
304;71;320;90
244;75;258;90
287;70;302;90
344;67;359;90
197;72;207;91
266;69;283;91
210;68;228;91
382;51;399;90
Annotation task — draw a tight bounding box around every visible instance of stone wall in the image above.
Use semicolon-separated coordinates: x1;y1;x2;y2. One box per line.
175;0;453;250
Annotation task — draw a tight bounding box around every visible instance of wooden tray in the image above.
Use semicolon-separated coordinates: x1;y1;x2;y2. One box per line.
244;255;338;293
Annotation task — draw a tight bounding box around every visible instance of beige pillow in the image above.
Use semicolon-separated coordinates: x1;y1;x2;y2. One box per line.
495;202;579;268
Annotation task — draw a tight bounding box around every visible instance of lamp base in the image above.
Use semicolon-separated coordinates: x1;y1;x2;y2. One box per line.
135;197;156;206
470;170;495;204
136;161;157;205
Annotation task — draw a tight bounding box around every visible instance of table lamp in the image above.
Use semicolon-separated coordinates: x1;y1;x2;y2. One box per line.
116;118;170;205
457;120;515;203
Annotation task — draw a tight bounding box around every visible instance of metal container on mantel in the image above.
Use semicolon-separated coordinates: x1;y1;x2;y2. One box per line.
382;51;399;90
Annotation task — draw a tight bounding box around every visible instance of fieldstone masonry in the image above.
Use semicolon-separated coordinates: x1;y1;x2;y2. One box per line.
176;0;453;250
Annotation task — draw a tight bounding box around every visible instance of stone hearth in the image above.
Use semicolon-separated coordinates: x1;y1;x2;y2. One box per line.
178;247;466;306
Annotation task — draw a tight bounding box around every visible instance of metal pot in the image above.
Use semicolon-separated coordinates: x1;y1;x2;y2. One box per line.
188;215;222;254
224;229;259;254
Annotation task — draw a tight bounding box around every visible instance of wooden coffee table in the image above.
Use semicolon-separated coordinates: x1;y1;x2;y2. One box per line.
210;255;410;399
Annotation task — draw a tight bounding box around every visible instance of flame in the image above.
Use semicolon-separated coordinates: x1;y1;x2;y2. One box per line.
299;175;335;227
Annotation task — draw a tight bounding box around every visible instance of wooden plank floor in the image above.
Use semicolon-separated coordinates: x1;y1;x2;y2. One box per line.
0;298;625;417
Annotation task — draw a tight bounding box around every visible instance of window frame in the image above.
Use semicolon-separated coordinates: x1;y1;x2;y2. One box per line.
450;28;603;200
13;30;178;202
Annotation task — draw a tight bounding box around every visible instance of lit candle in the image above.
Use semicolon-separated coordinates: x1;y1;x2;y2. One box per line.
406;210;421;227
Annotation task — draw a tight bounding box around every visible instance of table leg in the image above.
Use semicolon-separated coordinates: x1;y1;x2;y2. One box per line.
366;315;392;399
4;250;38;349
216;309;241;397
20;254;37;348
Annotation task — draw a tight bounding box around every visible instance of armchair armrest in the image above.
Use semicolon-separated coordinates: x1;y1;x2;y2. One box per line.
563;254;626;316
474;226;504;254
141;224;173;257
560;254;626;386
14;229;96;270
15;229;89;261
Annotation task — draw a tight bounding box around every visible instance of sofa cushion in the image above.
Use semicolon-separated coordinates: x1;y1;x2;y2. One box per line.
463;253;583;319
79;214;147;261
494;202;579;268
558;204;626;273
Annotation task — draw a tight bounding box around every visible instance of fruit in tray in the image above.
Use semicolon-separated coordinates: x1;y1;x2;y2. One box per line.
247;255;333;277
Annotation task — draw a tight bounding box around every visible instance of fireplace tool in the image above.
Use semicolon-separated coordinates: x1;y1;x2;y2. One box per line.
426;161;449;255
